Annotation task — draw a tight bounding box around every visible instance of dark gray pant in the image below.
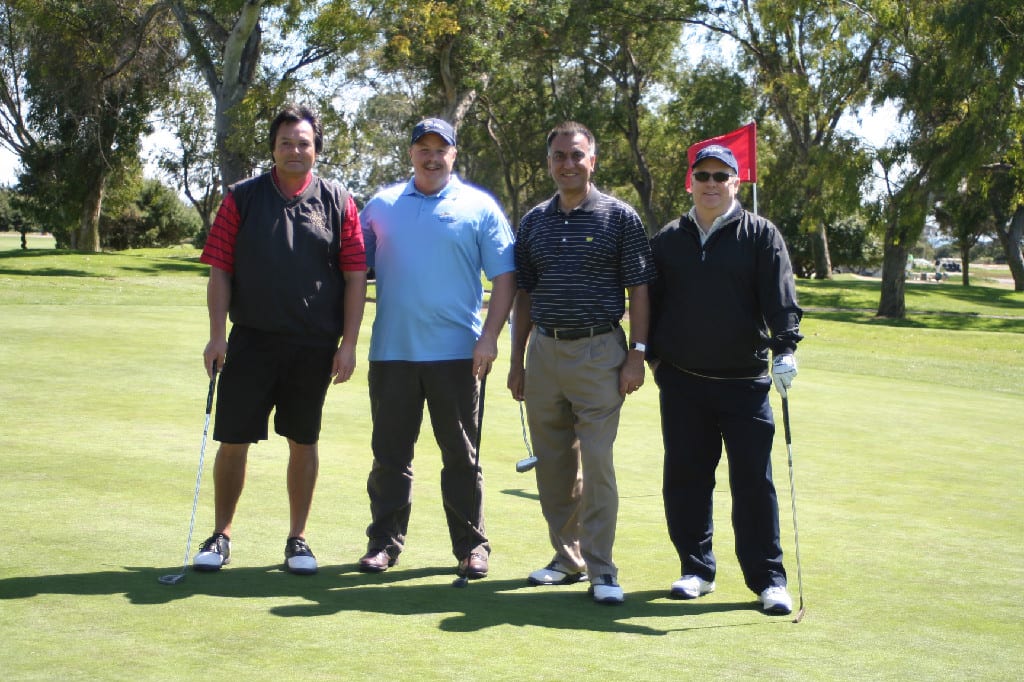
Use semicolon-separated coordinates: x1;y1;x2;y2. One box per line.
365;360;488;561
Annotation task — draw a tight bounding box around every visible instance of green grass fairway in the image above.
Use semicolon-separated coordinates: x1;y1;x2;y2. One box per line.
1;247;1022;680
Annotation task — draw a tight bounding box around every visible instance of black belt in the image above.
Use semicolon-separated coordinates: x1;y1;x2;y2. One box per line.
535;322;618;340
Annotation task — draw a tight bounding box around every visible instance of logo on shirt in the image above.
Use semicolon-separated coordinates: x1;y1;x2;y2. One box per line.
307;207;329;234
438;212;457;223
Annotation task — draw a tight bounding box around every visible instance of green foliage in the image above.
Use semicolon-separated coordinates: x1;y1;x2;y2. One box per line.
8;0;1021;290
100;178;201;250
0;186;32;247
156;76;222;237
875;0;1022;201
11;0;180;250
868;0;1024;304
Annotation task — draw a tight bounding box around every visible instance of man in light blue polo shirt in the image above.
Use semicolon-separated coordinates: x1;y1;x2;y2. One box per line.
356;117;515;582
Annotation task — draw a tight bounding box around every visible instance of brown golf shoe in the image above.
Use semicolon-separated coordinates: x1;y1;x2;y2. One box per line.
458;552;489;579
358;548;397;573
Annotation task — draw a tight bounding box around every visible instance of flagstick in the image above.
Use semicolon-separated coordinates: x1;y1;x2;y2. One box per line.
753;182;759;216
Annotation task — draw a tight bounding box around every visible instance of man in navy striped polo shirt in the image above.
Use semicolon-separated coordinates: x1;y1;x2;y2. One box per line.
508;121;655;605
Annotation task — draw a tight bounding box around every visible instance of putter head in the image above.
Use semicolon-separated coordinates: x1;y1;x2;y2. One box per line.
158;573;186;585
516;455;538;473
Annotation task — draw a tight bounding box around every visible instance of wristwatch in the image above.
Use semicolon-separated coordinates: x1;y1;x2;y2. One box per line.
630;342;647;353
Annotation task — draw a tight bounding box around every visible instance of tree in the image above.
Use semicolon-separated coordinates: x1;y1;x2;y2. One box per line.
767;133;874;275
168;0;265;189
932;178;993;287
5;0;179;251
156;76;221;241
0;1;35;159
871;147;927;317
345;0;570;222
168;0;374;190
358;0;535;212
983;162;1024;291
358;0;706;232
872;0;1024;312
101;175;201;250
0;184;32;248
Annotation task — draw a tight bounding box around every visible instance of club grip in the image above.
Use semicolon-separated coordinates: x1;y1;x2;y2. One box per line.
205;361;219;414
781;396;792;445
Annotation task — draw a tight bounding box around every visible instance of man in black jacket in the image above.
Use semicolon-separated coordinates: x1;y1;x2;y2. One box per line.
648;144;801;614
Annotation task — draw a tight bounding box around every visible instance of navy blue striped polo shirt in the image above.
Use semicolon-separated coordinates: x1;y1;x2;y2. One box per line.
515;186;654;328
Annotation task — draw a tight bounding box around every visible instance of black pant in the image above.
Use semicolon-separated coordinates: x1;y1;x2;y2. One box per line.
656;363;786;594
365;360;488;560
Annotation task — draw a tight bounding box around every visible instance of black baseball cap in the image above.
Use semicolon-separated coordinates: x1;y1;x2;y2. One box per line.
692;144;738;173
411;118;456;146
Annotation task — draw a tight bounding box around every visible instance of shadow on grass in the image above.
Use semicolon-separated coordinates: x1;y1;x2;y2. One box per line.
806;308;1024;332
0;565;785;635
500;487;540;502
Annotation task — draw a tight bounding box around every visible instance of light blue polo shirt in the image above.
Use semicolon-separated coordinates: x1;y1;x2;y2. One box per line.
362;175;515;361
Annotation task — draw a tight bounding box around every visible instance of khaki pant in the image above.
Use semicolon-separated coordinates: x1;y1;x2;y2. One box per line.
524;327;626;579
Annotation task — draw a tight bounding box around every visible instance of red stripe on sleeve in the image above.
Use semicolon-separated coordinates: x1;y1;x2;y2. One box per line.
338;194;367;272
199;192;240;274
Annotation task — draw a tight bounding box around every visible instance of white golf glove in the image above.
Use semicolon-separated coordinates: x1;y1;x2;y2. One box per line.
772;354;797;398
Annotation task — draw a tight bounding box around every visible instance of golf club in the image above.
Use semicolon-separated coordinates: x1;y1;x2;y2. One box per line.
453;374;487;588
158;362;219;586
515;400;538;473
781;395;806;622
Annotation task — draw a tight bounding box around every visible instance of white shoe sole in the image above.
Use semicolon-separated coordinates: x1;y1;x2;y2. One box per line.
669;578;715;600
286;556;318;575
527;570;588;586
193;553;228;572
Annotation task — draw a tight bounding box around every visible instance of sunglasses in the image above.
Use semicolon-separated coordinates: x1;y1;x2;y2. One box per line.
692;171;735;183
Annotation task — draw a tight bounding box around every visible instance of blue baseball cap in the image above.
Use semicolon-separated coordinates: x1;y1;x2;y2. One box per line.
411;118;456;146
692;144;738;174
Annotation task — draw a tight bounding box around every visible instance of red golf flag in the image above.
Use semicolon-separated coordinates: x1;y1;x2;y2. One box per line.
685;122;757;192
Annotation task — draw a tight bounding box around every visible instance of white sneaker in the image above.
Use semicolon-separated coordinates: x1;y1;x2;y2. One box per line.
759;585;793;614
670;574;715;599
527;561;587;586
589;574;624;604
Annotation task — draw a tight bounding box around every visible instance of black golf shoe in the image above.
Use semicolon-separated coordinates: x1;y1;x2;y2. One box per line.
193;532;230;571
284;536;318;575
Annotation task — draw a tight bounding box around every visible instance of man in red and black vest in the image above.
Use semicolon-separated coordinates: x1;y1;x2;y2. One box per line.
194;103;367;576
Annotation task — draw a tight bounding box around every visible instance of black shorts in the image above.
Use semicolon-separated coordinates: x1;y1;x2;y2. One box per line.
213;326;336;445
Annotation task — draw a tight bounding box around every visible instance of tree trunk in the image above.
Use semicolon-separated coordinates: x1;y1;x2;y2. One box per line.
215;108;252;188
171;0;264;191
76;172;107;253
996;205;1024;292
627;127;658;234
959;243;971;287
813;223;832;279
877;223;908;318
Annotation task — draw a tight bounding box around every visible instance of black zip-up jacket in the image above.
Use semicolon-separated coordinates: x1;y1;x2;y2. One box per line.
648;207;803;377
